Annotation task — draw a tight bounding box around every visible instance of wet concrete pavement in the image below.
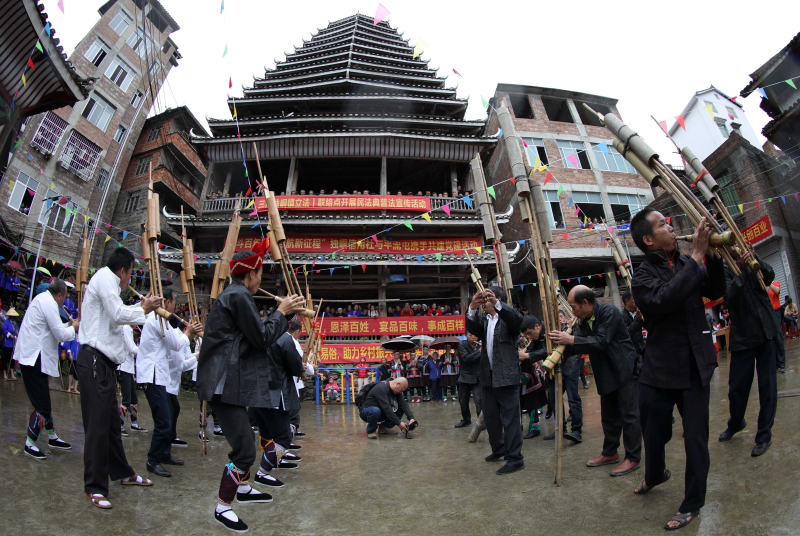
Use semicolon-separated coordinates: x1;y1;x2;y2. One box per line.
1;344;800;536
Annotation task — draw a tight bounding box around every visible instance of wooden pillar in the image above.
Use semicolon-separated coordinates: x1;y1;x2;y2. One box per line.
379;156;387;195
450;165;458;197
286;157;298;194
378;265;387;316
460;280;469;315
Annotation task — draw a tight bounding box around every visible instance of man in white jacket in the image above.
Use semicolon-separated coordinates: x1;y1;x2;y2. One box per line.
14;279;79;460
118;324;145;435
136;288;201;478
166;329;199;452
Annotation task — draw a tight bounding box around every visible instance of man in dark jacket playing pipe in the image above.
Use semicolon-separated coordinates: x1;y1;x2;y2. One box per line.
629;208;724;531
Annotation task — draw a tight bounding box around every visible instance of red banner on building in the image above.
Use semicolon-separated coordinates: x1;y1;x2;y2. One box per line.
302;316;465;337
317;344;395;364
255;195;431;212
236;235;482;255
742;215;772;245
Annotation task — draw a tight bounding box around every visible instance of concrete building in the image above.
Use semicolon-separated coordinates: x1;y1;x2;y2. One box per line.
668;86;760;162
105;106;207;264
484;84;653;311
741;31;800;163
0;0;180;276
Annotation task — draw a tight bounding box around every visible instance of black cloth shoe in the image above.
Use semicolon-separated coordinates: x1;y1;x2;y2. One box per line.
213;427;224;436
255;473;284;488
24;445;46;460
485;452;504;462
564;430;582;443
496;462;524;475
287;443;302;450
277;461;298;469
294;431;306;438
751;441;771;457
523;429;540;439
719;420;746;442
146;462;171;477
283;452;301;462
121;428;129;437
214;509;248;533
236;489;273;503
48;437;71;450
171;438;188;447
162;456;184;466
454;420;471;428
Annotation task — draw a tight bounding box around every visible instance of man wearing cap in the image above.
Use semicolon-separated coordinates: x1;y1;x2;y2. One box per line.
196;240;305;533
13;279;79;460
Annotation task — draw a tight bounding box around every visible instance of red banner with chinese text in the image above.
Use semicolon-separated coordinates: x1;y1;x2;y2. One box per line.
255;195;431;212
236;235;482;255
317;344;395;364
742;215;772;245
303;316;465;337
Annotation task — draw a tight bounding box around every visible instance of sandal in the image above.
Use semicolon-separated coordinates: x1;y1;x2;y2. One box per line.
634;469;671;495
121;474;153;487
87;493;112;509
664;511;697;530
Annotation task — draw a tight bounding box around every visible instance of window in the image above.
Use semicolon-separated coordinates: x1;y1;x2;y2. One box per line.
127;27;157;59
82;93;116;131
608;192;648;222
541;96;574;123
508;93;534;119
124;193;140;213
7;172;38;215
38;190;77;236
571;191;605;226
523;138;549;167
59;130;102;181
592;144;636;173
104;57;135;91
83;39;109;67
557;140;591;169
30;112;68;155
96;168;110;191
147;125;162;142
131;90;144;108
716;119;729;138
543;190;564;228
135;156;152;175
114;125;126;143
109;10;132;35
703;100;717;113
717;170;741;216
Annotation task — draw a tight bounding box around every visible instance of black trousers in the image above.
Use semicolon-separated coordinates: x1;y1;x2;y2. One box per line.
600;377;641;462
21;358;52;425
773;309;786;370
168;394;180;443
144;384;172;465
117;370;137;407
547;356;584;432
729;338;777;445
251;407;292;448
76;346;135;496
482;383;523;464
1;346;13;373
457;381;482;423
639;365;709;514
430;378;441;400
211;398;255;471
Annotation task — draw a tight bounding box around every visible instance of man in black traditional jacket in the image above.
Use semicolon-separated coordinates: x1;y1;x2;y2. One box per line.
465;286;524;475
196;241;304;533
454;330;481;428
719;252;778;458
549;285;640;476
630;208;724;531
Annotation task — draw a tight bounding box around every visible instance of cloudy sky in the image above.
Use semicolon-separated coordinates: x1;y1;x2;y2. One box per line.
41;0;798;165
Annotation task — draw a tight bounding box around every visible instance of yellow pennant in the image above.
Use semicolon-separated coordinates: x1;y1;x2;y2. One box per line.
21;73;26;86
104;235;111;243
704;103;714;119
245;199;254;209
233;104;237;118
357;240;363;246
421;212;431;222
538;163;547;172
413;40;427;59
583;215;587;225
533;157;541;170
475;246;482;254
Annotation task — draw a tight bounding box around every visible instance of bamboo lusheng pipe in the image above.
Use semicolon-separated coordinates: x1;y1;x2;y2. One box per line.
77;224;90;317
256;288;315;318
128;287;204;338
584;104;764;290
146;166;165;335
211;199;242;300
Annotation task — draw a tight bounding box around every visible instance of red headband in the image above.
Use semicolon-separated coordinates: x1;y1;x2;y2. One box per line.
229;238;270;275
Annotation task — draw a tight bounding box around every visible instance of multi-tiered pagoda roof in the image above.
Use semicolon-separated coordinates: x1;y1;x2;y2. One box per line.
192;13;496;162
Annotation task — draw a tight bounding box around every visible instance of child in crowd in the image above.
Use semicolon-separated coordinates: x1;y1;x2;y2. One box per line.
406;357;424;402
440;352;459;401
324;375;341;401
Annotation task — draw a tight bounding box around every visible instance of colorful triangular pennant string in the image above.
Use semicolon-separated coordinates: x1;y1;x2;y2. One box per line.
404;221;413;230
416;255;422;263
475;247;482;254
27;58;35;71
35;39;44;52
435;253;442;262
329;268;334;276
373;3;390;24
786;79;797;90
757;88;767;99
421;212;431;223
461;196;472;209
562;233;568;241
704;103;714;119
442;204;451;217
481;96;489;110
556;185;563;197
104;235;110;243
371;234;378;244
675;114;686;130
486;186;495;200
413;40;426;59
361;263;366;272
567;153;578;168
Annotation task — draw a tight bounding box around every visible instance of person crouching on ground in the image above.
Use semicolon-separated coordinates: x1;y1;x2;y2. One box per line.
360;377;417;438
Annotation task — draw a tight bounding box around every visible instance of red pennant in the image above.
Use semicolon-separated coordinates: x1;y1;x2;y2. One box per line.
361;264;366;273
229;77;232;88
509;177;515;185
245;186;251;196
27;58;35;71
562;233;568;241
544;172;552;185
675;115;686;130
658;120;668;133
522;139;528;148
456;249;464;257
59;196;66;204
755;201;760;209
666;217;671;224
452;68;462;77
794;193;799;202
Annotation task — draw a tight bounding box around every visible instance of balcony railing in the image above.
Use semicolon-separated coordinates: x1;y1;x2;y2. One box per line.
201;195;477;215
